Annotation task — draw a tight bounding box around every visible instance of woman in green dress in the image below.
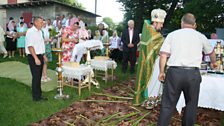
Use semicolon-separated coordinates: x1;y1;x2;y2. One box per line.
101;30;109;55
17;22;27;57
93;30;102;40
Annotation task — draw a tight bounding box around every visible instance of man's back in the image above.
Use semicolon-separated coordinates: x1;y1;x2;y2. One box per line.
162;28;211;68
158;13;216;126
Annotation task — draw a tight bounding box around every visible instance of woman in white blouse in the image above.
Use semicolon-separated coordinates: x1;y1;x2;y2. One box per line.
109;31;121;61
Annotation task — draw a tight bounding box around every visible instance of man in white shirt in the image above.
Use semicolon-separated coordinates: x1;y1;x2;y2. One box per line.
25;17;47;101
157;13;217;126
78;16;85;29
61;15;67;27
65;14;73;27
52;16;60;32
46;19;53;30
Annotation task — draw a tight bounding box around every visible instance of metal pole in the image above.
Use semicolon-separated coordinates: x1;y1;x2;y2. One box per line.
53;48;69;100
95;0;97;14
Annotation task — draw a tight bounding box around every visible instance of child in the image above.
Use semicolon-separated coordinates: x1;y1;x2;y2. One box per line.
41;20;52;82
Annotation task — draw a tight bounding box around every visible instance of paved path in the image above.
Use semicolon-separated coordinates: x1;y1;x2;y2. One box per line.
0;61;57;92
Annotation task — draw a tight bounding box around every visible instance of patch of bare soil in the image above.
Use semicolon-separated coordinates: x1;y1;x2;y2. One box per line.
31;78;224;126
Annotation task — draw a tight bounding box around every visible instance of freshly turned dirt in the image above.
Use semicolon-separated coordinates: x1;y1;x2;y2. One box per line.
31;78;224;126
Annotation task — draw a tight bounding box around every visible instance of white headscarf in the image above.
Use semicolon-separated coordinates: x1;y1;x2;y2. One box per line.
101;30;109;43
7;20;15;31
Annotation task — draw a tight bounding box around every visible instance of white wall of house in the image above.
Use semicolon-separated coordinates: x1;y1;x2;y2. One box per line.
18;0;29;3
0;0;7;5
0;9;7;30
6;5;56;23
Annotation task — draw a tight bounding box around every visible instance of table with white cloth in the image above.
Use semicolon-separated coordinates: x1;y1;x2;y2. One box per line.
90;59;117;83
62;65;92;96
70;40;103;62
176;74;224;113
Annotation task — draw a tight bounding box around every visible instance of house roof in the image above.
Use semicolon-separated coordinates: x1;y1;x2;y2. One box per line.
0;0;100;17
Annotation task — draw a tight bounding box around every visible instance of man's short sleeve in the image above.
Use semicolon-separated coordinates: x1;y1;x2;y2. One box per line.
201;35;213;54
25;29;34;47
160;33;172;56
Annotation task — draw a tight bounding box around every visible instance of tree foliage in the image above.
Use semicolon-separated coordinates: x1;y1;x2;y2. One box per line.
182;0;224;33
117;0;224;33
115;22;125;36
117;0;178;31
103;17;115;30
55;0;85;9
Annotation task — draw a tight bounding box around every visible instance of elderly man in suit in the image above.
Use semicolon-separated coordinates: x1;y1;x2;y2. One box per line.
121;20;140;74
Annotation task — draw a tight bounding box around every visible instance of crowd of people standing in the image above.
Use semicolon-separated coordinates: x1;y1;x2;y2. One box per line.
0;13;125;101
0;14;124;62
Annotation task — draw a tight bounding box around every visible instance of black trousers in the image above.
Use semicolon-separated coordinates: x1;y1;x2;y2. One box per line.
122;49;136;73
110;49;121;62
28;54;44;100
157;67;201;126
6;37;17;51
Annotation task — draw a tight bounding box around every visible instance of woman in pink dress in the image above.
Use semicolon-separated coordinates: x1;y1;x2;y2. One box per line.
61;22;79;62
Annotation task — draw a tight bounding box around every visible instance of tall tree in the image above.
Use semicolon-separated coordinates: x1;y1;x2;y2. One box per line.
117;0;180;31
56;0;85;9
166;0;224;33
182;0;224;33
115;22;125;36
102;17;115;30
118;0;224;33
163;0;179;28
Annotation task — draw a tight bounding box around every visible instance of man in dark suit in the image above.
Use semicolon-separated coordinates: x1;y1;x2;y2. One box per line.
121;20;140;74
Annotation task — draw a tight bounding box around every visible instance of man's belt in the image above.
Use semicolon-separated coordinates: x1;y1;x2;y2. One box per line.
28;54;43;56
169;66;199;70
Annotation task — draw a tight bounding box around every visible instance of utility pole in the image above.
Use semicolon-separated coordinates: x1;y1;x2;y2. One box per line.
95;0;97;14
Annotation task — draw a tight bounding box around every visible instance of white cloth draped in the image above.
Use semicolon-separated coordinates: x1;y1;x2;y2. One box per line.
62;65;92;80
90;59;117;71
70;40;103;62
176;74;224;113
147;56;224;113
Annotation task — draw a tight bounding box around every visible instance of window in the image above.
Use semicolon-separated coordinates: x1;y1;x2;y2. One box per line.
8;0;17;4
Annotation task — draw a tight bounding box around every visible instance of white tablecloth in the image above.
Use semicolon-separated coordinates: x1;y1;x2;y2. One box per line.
62;65;92;80
90;59;117;71
71;40;103;62
176;74;224;113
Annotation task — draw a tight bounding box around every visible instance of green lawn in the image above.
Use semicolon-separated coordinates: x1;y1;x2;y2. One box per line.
0;77;76;126
0;53;130;126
